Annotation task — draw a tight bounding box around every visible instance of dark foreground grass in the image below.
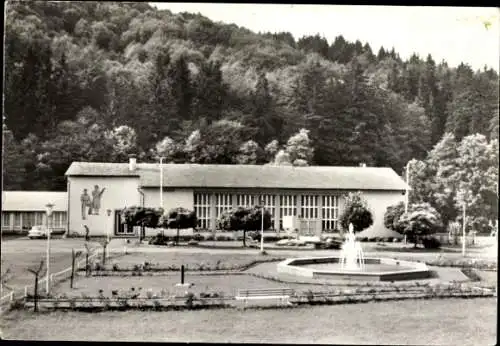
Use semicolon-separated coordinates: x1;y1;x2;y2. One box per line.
1;298;496;345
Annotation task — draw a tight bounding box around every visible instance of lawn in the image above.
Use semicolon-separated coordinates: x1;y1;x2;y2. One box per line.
1;239;101;295
52;273;305;297
1;298;496;345
106;252;284;268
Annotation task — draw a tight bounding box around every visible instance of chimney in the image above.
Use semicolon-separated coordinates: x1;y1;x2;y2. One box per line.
359;163;366;167
129;155;137;171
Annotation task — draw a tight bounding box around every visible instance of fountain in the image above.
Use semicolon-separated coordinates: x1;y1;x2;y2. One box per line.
277;223;432;281
339;223;365;271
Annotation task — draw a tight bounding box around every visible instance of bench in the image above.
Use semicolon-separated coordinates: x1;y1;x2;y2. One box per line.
235;288;295;307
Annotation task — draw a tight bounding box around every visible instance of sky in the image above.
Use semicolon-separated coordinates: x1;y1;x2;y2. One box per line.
150;3;499;71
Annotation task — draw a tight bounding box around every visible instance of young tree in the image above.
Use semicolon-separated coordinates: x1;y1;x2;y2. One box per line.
159;207;197;245
27;260;45;312
70;249;82;289
121;206;164;241
217;206;272;247
0;261;12;298
339;192;373;233
98;238;110;266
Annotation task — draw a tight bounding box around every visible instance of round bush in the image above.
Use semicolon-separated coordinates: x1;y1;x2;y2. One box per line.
422;237;441;249
192;233;203;242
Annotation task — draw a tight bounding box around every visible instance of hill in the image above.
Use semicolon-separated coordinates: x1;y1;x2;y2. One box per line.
3;1;499;191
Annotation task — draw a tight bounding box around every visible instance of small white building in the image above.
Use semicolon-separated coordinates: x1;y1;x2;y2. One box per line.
64;158;409;238
1;191;68;233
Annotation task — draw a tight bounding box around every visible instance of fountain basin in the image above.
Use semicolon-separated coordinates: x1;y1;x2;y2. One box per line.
277;257;431;281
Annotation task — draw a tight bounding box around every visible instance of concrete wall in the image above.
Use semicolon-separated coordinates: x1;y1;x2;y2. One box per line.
356;190;406;238
142;188;194;211
68;176;140;236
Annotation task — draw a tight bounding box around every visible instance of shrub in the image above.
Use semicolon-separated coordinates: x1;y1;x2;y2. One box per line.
187;239;199;246
396;203;444;247
192;233;203;242
204;234;215;241
112;264;119;271
422;237;441;249
133;264;142;272
185;292;195;308
393;238;401;243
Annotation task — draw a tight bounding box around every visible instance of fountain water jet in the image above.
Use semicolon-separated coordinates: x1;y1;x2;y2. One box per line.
339;223;365;271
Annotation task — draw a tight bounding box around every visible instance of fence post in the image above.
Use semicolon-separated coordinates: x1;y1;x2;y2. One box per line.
24;286;28;298
10;291;14;302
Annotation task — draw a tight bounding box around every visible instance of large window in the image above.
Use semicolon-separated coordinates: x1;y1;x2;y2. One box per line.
322;195;339;230
35;212;44;226
52;212;67;228
13;212;21;228
116;210;135;235
22;212;36;229
194;193;211;230
260;195;276;217
236;194;255;208
279;195;296;229
301;195;318;219
215;193;232;218
2;213;10;228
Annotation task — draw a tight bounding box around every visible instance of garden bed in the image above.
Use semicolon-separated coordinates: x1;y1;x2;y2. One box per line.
17;283;495;312
86;253;286;272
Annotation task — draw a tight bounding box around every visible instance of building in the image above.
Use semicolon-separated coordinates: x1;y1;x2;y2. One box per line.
1;191;68;233
64;158;409;238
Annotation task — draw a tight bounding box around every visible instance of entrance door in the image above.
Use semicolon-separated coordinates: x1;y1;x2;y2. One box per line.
114;210;136;236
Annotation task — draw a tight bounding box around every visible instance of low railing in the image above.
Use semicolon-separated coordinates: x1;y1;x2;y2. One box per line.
0;249;101;308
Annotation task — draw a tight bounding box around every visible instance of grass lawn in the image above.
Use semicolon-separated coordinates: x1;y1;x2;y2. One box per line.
1;298;496;345
52;273;304;297
106;252;283;268
1;239;101;295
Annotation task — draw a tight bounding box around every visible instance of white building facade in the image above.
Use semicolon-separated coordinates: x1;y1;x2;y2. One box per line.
64;159;409;238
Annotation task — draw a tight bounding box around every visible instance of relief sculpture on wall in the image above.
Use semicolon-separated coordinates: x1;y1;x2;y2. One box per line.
80;185;106;219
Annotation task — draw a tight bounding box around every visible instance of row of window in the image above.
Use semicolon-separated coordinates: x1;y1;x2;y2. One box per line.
1;211;67;229
194;193;339;230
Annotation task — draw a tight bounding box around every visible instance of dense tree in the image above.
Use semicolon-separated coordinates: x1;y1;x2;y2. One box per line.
217;206;272;247
339;192;374;233
159;207;197;245
2;1;498;196
395;203;443;247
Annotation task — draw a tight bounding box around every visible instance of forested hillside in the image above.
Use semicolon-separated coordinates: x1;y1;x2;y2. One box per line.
3;1;499;191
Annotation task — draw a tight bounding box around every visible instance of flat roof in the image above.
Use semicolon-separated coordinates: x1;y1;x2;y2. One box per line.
66;162;409;191
2;191;67;212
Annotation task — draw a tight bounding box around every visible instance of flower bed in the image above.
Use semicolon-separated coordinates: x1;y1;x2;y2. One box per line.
18;283;495;312
78;257;286;274
400;257;497;271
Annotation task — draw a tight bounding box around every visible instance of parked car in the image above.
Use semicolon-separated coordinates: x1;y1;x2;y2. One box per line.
27;225;54;239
